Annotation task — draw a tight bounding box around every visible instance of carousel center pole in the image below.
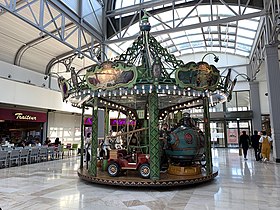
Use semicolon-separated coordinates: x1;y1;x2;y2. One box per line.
203;96;213;174
149;90;160;181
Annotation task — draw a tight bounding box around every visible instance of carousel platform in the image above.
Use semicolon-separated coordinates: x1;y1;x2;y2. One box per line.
77;167;218;187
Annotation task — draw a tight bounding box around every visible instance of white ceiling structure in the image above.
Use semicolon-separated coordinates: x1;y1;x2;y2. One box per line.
0;0;103;75
107;1;260;58
0;0;279;81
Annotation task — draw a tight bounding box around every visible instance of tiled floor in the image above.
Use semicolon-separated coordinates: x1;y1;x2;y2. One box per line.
0;148;280;210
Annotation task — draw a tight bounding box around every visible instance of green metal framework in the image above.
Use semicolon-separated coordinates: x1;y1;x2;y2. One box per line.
89;98;98;176
148;91;160;180
203;97;212;174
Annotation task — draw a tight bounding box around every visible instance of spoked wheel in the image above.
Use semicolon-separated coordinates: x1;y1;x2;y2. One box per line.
107;162;120;177
139;163;150;178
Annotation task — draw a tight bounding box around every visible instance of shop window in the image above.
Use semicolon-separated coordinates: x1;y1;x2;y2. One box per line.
237;91;250;110
226;91;250;112
226;92;237;111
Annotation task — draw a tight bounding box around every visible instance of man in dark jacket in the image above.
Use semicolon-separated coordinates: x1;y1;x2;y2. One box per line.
251;130;261;161
239;131;250;160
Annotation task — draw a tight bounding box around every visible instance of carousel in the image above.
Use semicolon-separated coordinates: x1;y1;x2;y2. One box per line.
57;14;236;187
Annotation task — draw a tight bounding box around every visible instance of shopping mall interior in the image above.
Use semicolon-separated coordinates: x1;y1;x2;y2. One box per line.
0;0;280;209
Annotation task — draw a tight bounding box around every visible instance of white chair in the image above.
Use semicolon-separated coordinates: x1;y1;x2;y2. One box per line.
20;148;30;165
0;150;8;168
9;149;20;167
29;148;39;163
47;147;55;160
56;145;64;159
38;147;48;162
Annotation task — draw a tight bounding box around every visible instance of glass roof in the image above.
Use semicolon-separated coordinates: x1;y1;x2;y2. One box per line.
108;2;260;58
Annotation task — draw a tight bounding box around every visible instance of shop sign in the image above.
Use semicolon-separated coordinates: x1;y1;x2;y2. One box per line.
14;112;37;120
0;108;47;122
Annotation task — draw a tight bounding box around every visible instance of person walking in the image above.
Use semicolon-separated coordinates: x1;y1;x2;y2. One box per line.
259;131;273;162
251;130;261;161
239;131;250;160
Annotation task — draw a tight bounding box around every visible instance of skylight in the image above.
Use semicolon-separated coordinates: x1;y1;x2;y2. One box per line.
108;2;261;58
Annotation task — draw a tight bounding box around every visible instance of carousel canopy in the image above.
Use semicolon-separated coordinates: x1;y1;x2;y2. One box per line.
57;14;235;120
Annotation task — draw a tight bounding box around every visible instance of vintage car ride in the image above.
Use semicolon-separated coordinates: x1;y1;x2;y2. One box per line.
107;149;150;178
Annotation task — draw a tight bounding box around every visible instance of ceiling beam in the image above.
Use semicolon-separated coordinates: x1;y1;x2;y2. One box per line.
106;0;264;18
0;0;102;63
105;10;266;44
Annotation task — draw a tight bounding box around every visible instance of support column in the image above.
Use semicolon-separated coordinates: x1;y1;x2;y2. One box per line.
250;81;262;131
148;92;160;180
80;105;85;169
89;98;98;176
143;119;148;153
104;107;109;136
264;44;280;162
203;97;212;174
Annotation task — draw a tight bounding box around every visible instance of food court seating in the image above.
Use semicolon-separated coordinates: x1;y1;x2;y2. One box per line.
20;148;30;165
0;150;8;168
47;147;55;160
59;143;71;157
9;149;20;167
38;147;48;162
29;147;39;163
0;142;78;170
55;145;64;159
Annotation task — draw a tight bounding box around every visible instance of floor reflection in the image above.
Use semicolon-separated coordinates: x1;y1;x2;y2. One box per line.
0;149;280;210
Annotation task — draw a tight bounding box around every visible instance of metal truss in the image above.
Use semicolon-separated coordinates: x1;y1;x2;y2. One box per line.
105;0;276;80
249;18;266;80
105;0;265;44
0;0;103;63
45;44;101;74
249;0;280;80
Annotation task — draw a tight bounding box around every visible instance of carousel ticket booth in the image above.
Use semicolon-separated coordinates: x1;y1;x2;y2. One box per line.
55;14;236;187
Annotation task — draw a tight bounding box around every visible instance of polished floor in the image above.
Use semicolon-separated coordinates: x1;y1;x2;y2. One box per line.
0;148;279;210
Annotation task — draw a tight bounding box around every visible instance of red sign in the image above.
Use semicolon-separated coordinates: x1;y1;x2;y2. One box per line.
227;129;238;144
0;108;47;122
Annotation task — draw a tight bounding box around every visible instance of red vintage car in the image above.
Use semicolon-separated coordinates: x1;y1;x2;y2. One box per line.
107;149;150;178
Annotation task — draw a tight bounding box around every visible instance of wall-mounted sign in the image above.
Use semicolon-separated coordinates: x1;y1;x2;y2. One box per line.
0;108;47;122
14;112;37;120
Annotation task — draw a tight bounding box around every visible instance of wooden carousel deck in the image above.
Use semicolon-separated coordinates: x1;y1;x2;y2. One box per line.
77;167;218;187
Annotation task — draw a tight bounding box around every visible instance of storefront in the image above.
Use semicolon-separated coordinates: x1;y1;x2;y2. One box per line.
0;108;47;144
